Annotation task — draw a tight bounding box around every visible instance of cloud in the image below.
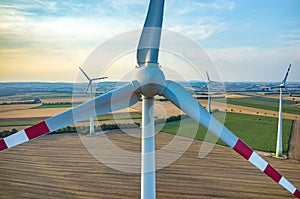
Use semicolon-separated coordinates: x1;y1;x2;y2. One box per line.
0;0;144;51
276;30;300;46
164;0;232;41
0;0;231;51
168;21;225;40
167;0;235;16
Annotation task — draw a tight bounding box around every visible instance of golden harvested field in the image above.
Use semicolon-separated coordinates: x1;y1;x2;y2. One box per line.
225;94;251;98
131;101;183;118
41;97;88;104
0;132;299;198
0;107;70;119
0;104;40;113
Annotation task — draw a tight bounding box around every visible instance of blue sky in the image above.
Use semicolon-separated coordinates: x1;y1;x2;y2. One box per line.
0;0;299;82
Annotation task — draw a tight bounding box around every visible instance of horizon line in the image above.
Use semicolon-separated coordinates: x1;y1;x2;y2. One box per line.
1;81;300;84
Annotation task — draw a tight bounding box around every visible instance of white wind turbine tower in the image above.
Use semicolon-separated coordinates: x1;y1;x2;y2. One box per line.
269;64;297;157
79;66;107;136
0;1;299;198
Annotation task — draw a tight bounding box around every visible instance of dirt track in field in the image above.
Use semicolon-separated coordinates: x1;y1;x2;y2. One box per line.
289;120;300;161
0;132;299;199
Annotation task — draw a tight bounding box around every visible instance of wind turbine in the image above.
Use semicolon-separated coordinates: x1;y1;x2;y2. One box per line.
270;64;297;157
79;67;107;136
0;1;299;198
202;71;220;113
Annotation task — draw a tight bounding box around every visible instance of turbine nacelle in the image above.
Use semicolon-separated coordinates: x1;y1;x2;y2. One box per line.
279;83;285;88
135;63;165;97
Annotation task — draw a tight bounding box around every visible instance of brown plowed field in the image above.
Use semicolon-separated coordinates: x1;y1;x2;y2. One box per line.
289;120;300;161
0;132;299;198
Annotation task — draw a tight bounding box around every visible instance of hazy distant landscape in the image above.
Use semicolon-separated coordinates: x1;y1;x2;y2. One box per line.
1;81;300;98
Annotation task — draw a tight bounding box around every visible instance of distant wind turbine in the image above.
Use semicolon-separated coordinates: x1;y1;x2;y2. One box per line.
79;67;107;136
202;71;220;113
270;64;297;157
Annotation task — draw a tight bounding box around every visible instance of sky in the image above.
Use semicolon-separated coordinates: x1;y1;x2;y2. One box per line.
0;0;300;82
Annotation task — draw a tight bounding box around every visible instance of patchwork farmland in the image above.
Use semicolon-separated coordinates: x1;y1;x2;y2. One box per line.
0;87;299;198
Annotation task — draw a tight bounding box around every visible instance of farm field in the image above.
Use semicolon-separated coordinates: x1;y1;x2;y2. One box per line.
0;132;299;198
0;107;70;119
0;104;40;113
200;100;299;120
0;93;299;152
215;94;300;115
158;112;293;153
290;120;300;160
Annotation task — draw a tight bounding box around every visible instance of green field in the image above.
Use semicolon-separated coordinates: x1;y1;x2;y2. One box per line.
0;120;42;127
215;95;299;115
33;104;73;109
33;92;73;99
157;112;293;153
96;113;142;121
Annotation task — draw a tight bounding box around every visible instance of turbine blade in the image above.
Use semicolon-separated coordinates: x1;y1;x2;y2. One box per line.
205;71;221;85
86;81;92;92
281;64;292;84
0;83;140;152
161;80;300;198
284;87;298;104
137;0;164;66
79;67;91;81
206;71;211;82
91;77;108;81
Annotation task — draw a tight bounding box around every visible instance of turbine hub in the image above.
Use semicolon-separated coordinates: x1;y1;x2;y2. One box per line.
279;83;285;88
135;63;165;97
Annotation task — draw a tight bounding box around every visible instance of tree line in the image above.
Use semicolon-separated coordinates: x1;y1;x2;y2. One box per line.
0;98;41;105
